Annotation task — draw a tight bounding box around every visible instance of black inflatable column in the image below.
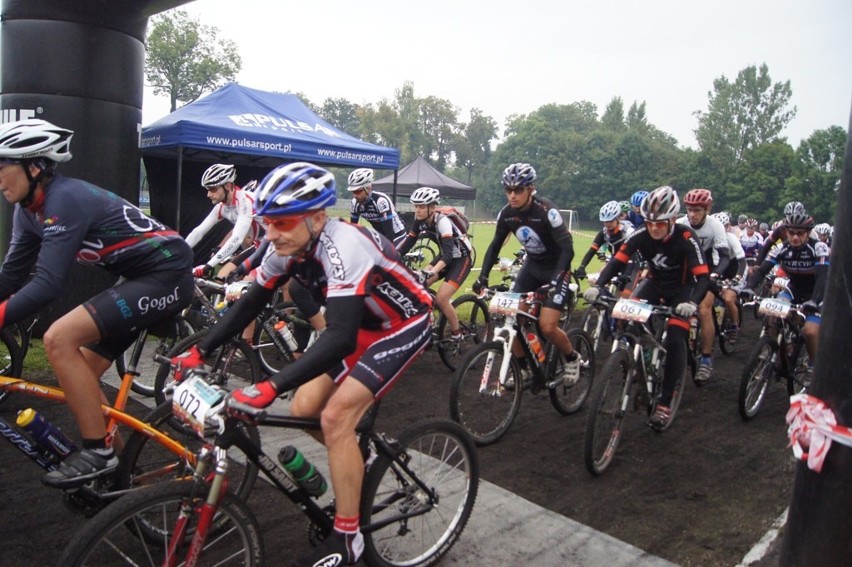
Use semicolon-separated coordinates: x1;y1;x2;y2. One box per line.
0;0;190;330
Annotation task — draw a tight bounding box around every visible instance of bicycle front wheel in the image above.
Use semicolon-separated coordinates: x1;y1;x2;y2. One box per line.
449;341;522;446
583;349;634;475
436;294;490;371
581;306;611;357
116;401;259;501
738;336;777;421
549;328;595;415
58;479;264;567
361;419;479;567
718;302;743;355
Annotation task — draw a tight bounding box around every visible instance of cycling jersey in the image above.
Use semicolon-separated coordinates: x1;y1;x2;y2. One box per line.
748;238;829;304
676;215;730;275
0;174;193;331
739;231;764;258
480;195;574;283
185;187;266;267
627;210;644;228
577;221;634;268
721;232;747;282
397;212;472;263
349;190;406;241
755;226;786;264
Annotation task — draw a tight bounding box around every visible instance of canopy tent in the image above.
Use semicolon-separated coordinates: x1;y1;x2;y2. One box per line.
140;83;400;241
372;156;476;200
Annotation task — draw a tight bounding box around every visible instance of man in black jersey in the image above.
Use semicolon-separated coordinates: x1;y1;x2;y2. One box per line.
475;163;581;386
0;119;193;487
584;186;710;429
347;167;405;243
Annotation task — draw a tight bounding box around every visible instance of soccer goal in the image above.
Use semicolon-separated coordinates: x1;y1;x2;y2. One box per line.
559;209;579;232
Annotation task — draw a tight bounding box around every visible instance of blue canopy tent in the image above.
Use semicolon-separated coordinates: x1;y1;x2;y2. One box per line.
141;83;400;237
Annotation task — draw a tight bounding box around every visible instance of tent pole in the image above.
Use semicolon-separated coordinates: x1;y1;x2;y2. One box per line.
175;146;183;232
392;170;399;205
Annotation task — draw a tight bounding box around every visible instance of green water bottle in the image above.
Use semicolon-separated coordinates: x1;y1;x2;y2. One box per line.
278;445;327;498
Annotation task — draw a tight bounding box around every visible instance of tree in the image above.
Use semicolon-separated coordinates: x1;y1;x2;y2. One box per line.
784;125;847;223
695;64;797;171
453;108;498;184
319;97;361;135
601;97;626;132
146;10;242;112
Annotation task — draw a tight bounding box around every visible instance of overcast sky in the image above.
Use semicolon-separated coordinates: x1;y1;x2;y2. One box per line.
142;0;852;149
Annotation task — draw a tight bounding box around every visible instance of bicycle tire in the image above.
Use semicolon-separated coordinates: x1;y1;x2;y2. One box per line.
786;337;811;396
651;344;687;431
406;242;438;271
436;294;490;371
116;401;259;500
583;349;634;475
738;336;777;421
252;301;302;376
361;418;479;567
718;302;743;355
581;306;611;357
153;328;262;406
0;328;24;403
548;328;595;415
449;341;522;446
116;316;196;398
58;479;264;567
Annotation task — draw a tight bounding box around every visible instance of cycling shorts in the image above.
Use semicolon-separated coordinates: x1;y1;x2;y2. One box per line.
512;260;571;310
83;270;195;360
437;255;473;290
326;312;431;398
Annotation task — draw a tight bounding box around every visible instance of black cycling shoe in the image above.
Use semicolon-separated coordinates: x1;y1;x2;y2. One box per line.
42;448;118;489
294;530;363;566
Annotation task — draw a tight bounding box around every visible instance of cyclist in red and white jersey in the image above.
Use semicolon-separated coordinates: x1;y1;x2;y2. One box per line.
185;164;266;278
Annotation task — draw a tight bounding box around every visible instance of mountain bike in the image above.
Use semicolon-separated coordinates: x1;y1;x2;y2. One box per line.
449;286;594;446
583;295;689;476
578;271;635;357
738;292;813;421
0;338;259;516
58;373;479;567
429;289;491;371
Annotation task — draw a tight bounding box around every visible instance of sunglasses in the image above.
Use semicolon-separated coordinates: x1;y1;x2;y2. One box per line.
504;186;529;195
645;220;670;228
787;229;809;237
263;214;308;231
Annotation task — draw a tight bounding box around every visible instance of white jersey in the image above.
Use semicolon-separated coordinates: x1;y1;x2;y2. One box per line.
725;232;746;260
185;187;266;266
677;215;729;268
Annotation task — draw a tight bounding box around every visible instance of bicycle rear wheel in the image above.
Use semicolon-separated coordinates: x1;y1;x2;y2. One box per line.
58;479;263;567
252;301;302;376
361;419;479;567
718;302;743;355
436;294;490;371
584;349;634;475
449;341;522;446
116;401;259;500
548;328;595;415
738;336;777;421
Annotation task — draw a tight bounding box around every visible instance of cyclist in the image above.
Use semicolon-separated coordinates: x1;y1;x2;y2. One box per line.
739;217;765;262
618;200;632;224
740;210;828;366
185;163;266;279
732;214;748;238
396;186;473;341
0;119;194;487
575;200;635;287
754;201;806;265
347;167;406;243
171;161;432;566
711;212;748;340
584;186;710;429
627;189;648;228
676;188;730;384
758;222;770;239
474;162;581;384
813;223;832;249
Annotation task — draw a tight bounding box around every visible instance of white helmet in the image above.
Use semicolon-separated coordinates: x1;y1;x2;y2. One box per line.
640;186;680;221
711;212;730;226
599;200;621;222
814;223;832;236
201;164;236;188
347;168;374;191
410;186;441;205
0;118;73;163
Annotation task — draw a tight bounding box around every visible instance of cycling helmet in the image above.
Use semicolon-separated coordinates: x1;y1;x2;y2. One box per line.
599;200;622;222
619;201;631;214
771;220;785;231
783;201;806;217
254;162;337;217
0;118;73;163
201;164;236;188
737;214;748;223
241;179;258;193
711;212;730;226
501;163;536;187
630;190;648;207
784;212;814;230
410;186;441;205
814;223;832;236
745;218;759;229
683;188;713;207
759;222;769;231
640;186;680;221
347;168;374;191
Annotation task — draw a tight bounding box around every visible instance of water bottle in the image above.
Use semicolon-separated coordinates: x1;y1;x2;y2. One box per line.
278;445;327;497
274;321;299;351
16;408;77;460
527;333;546;363
714;305;725;328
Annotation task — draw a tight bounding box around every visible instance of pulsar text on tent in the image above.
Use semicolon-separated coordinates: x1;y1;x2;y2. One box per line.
227;113;342;138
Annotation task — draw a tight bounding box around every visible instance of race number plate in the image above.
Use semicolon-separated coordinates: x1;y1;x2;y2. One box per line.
172;376;225;436
490;292;523;317
611;298;653;323
758;297;791;318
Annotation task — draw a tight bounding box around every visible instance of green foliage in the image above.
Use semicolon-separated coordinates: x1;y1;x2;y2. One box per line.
146;10;242;112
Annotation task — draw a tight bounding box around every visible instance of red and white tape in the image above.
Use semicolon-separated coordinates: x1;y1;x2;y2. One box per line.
786;393;852;472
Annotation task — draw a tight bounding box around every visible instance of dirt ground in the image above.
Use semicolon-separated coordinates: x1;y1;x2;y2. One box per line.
0;309;795;566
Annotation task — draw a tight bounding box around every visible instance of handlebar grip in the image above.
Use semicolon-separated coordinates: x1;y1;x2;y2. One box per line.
226;398;268;421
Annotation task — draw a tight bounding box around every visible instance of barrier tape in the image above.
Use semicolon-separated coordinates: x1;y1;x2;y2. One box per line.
786;393;852;472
